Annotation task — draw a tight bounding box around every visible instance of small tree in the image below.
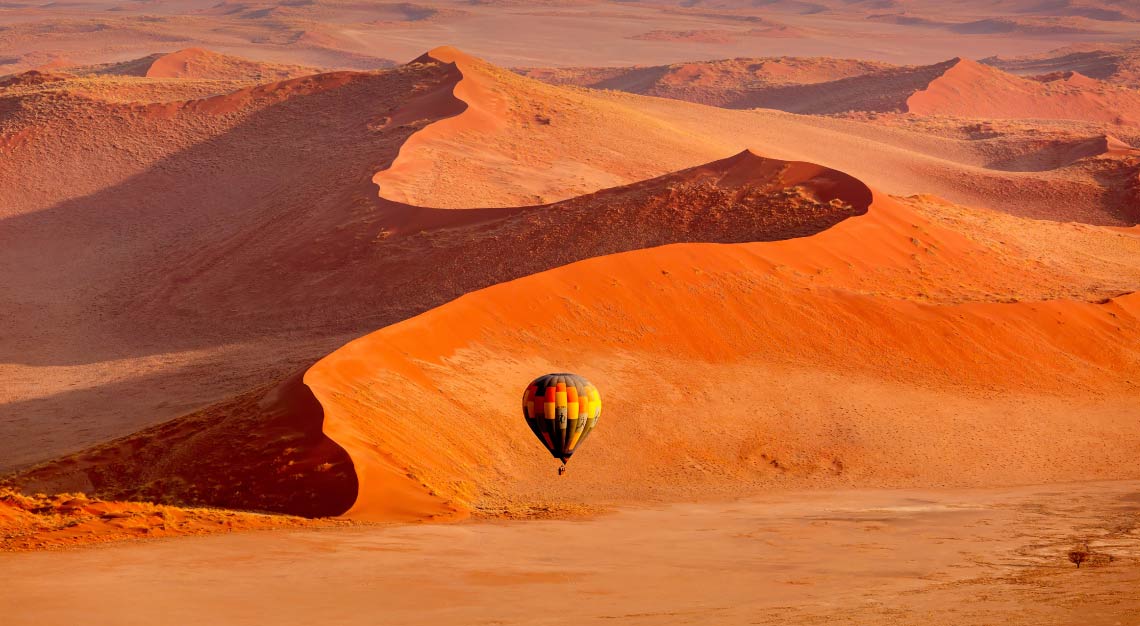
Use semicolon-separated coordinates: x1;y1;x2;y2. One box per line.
1068;544;1090;569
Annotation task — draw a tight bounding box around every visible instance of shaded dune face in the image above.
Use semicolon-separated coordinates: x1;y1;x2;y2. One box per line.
12;371;358;518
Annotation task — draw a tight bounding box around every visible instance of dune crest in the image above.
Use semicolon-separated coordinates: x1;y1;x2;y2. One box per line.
371;46;506;206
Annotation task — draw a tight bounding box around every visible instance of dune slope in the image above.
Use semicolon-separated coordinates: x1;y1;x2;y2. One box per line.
11;152;1140;521
4;47;1140;527
6;150;875;517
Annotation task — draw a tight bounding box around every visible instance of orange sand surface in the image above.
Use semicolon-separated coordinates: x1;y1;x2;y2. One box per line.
4;42;1140;536
10;146;1139;526
1;482;1137;625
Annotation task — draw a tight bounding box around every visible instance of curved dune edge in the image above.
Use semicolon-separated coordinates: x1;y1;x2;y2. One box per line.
367;46;739;209
303;181;1140;521
370;46;498;206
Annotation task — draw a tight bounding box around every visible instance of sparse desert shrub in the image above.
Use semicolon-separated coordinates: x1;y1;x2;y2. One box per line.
1068;548;1088;568
1067;541;1114;569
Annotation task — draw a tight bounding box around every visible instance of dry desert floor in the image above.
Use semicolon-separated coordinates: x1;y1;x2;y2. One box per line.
3;481;1139;626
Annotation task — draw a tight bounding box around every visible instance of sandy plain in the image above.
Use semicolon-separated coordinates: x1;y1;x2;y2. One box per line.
3;481;1139;625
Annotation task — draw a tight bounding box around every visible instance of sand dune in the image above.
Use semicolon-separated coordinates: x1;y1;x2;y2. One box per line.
906;57;1140;125
981;132;1139;171
516;57;897;108
42;47;320;82
3;5;1140;623
7;149;875;517
10;148;1140;522
0;59;468;470
3;45;1140;536
3;46;1140;478
301;193;1140;521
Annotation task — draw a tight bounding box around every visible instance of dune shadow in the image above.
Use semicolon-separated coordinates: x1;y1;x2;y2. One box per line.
5;369;359;518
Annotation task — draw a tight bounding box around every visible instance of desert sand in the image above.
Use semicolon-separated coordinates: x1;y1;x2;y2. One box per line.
2;1;1140;623
2;482;1139;625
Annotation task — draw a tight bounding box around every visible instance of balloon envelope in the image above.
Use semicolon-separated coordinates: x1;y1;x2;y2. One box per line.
521;373;601;463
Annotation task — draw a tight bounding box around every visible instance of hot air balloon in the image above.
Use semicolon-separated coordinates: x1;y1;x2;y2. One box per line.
521;373;601;474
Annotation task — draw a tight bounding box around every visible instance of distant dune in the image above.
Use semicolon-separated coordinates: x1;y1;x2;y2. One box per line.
905;58;1140;125
381;49;1140;224
3;0;1138;72
519;55;1140;124
142;48;317;81
982;43;1140;88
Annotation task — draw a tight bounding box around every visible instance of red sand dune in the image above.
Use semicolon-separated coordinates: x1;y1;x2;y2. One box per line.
2;46;1138;435
8;149;873;518
10;148;1140;521
3;47;1139;483
3;47;1140;532
8;46;1134;228
0;57;472;472
905;58;1140;125
305;218;1140;521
